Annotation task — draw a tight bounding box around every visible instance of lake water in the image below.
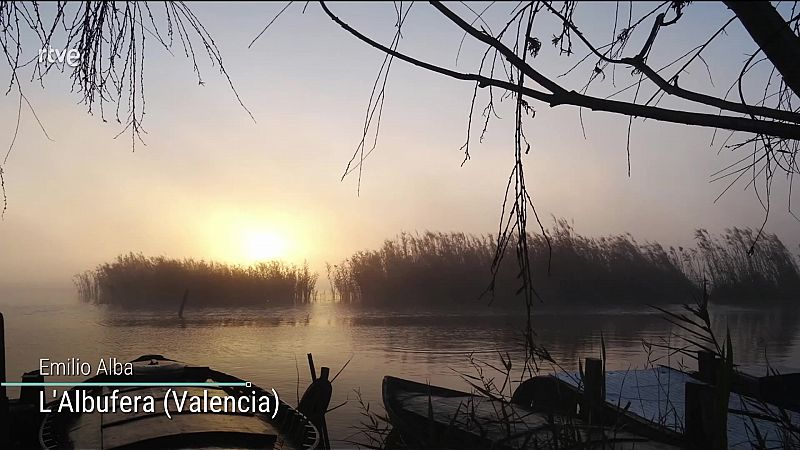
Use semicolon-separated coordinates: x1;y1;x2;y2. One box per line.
1;286;799;447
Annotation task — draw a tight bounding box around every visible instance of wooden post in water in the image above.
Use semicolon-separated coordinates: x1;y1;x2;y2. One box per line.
307;353;317;381
697;350;719;384
298;355;331;450
582;357;605;424
317;367;331;449
178;289;190;319
20;370;43;405
685;381;727;449
0;313;9;448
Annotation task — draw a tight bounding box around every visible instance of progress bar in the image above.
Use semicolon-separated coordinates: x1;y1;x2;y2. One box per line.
1;382;250;387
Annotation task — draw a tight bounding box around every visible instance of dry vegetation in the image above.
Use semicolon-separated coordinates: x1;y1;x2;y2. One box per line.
676;228;800;302
74;253;317;307
75;223;798;308
328;221;799;306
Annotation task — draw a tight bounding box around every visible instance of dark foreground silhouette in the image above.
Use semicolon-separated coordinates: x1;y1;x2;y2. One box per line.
74;223;798;308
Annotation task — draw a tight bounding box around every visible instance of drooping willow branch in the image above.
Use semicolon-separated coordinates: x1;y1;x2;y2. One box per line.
0;1;253;215
1;1;251;144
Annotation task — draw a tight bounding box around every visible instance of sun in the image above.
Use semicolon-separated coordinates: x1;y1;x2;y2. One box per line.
243;231;288;262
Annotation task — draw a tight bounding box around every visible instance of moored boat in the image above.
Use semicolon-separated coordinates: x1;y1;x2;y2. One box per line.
382;375;679;450
9;354;319;449
545;365;800;449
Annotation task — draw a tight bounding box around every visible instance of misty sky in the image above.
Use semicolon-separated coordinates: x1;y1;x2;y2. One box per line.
0;2;798;286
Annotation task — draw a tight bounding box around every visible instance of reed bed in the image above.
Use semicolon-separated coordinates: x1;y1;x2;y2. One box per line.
327;232;496;305
672;228;800;302
75;253;318;307
76;225;797;308
328;221;798;306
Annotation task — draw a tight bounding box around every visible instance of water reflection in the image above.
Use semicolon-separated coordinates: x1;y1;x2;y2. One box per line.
711;305;800;365
89;302;800;371
99;307;313;328
0;293;798;445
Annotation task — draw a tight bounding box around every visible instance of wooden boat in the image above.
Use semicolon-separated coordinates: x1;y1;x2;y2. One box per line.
382;375;679;450
31;355;320;450
730;363;800;411
545;365;800;450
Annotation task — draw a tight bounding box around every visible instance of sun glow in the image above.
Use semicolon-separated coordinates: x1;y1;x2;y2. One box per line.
243;230;288;262
202;212;309;265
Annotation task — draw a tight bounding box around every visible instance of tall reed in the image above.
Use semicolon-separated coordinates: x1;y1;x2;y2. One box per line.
329;222;798;306
672;228;800;302
75;253;318;307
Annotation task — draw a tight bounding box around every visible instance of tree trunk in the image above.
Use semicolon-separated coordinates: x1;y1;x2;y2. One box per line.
725;1;800;99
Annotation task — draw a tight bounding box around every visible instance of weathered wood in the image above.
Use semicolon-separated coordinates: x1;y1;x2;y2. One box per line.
299;363;332;450
553;366;799;449
101;414;277;449
36;354;320;450
697;351;719;384
20;370;43;405
583;357;605;424
177;288;189;319
685;382;721;449
318;367;331;450
384;375;680;450
511;375;580;414
307;353;317;382
758;372;800;410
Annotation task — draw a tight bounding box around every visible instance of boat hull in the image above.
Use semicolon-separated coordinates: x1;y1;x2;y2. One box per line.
35;355;319;450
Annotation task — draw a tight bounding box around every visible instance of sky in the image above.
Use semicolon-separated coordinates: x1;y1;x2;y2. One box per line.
0;1;798;286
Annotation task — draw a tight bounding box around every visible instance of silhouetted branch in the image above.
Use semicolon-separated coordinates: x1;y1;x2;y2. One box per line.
321;2;800;141
308;1;800;282
0;1;252;215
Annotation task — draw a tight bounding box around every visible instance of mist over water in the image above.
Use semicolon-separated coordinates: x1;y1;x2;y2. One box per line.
2;288;799;445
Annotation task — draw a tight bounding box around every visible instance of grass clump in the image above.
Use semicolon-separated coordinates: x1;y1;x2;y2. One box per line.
328;221;798;306
673;228;800;302
75;252;318;307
